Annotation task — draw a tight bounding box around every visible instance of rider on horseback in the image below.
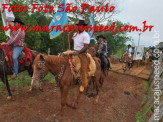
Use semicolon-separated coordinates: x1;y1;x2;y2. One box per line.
71;20;92;92
126;44;132;57
1;17;25;79
96;35;108;73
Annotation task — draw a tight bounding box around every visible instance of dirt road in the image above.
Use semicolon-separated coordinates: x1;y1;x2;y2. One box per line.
0;70;145;122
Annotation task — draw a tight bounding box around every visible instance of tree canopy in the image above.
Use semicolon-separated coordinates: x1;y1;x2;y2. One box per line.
0;0;131;56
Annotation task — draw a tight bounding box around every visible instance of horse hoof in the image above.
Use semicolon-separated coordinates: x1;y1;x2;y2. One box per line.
39;87;44;92
27;88;33;93
72;104;78;109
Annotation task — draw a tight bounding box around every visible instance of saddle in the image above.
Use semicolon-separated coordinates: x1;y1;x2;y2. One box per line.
61;50;96;79
0;44;32;68
18;51;26;59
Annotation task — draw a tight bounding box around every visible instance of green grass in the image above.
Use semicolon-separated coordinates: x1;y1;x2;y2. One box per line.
44;73;55;83
135;80;150;122
143;80;149;92
0;71;55;93
114;49;124;58
141;81;149;105
135;112;148;122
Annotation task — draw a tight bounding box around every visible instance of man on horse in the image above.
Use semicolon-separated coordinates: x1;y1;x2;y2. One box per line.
1;17;25;79
131;45;135;60
71;20;94;92
105;40;112;69
96;35;108;73
126;44;132;57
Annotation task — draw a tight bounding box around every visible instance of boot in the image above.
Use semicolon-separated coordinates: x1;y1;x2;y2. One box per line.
11;74;17;79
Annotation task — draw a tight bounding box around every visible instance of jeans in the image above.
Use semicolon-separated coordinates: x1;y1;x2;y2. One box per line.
12;46;24;74
101;55;107;72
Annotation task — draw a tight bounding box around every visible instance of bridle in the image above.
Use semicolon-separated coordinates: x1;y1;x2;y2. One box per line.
32;60;46;83
32;56;65;83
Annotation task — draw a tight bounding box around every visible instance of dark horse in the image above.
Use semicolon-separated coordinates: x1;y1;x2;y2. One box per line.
0;48;37;100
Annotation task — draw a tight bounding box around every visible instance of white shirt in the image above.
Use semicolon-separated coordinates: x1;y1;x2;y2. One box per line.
129;48;132;54
126;47;132;54
72;31;90;51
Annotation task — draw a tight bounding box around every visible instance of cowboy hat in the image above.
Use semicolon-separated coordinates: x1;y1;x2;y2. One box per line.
11;17;24;25
97;35;106;39
128;44;131;47
76;20;87;26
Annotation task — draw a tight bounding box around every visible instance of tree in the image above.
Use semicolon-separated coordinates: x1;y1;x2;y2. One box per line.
1;0;128;56
102;20;131;55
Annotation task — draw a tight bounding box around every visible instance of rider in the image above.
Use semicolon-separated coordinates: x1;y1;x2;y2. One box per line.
131;45;135;60
1;17;25;79
105;40;112;69
96;35;107;73
145;48;150;60
71;20;91;92
126;44;132;58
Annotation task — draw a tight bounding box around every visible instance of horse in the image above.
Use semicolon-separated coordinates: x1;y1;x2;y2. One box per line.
122;53;132;72
30;53;102;116
88;47;110;76
144;52;151;65
0;48;38;100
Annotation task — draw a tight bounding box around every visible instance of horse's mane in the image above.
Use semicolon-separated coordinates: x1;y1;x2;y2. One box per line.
35;53;68;66
45;54;67;65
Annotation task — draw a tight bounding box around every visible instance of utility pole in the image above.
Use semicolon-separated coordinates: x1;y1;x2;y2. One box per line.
138;32;142;46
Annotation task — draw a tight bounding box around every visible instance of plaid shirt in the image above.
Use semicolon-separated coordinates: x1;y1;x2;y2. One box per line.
7;28;25;47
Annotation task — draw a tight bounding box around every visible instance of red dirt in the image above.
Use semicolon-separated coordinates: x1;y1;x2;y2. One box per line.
0;71;144;122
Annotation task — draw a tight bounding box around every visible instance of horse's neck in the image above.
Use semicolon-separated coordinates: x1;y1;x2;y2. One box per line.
45;55;67;75
0;49;4;60
124;54;129;61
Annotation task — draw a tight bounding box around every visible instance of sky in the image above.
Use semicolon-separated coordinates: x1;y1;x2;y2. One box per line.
113;0;163;47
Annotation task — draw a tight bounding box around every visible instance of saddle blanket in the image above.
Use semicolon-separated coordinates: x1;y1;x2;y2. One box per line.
0;44;32;68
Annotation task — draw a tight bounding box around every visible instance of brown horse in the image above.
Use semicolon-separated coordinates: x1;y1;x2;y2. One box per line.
30;54;101;115
122;53;132;72
88;47;109;76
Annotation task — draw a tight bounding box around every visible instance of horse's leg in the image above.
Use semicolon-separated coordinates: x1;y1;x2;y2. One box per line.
105;67;108;76
73;91;82;109
28;86;34;92
128;62;131;70
95;77;100;103
60;87;69;116
99;74;104;88
123;63;126;72
92;77;96;90
0;75;12;100
122;63;126;72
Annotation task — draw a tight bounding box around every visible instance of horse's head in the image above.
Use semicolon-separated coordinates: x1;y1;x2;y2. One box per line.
88;47;96;57
31;54;48;88
122;53;130;62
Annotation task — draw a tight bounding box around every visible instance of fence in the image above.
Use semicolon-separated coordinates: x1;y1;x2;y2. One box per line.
140;59;163;122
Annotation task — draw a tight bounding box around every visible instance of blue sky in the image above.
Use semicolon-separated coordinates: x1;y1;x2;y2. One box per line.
113;0;163;47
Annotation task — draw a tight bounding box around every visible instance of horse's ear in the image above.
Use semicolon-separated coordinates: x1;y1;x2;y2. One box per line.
40;55;45;61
